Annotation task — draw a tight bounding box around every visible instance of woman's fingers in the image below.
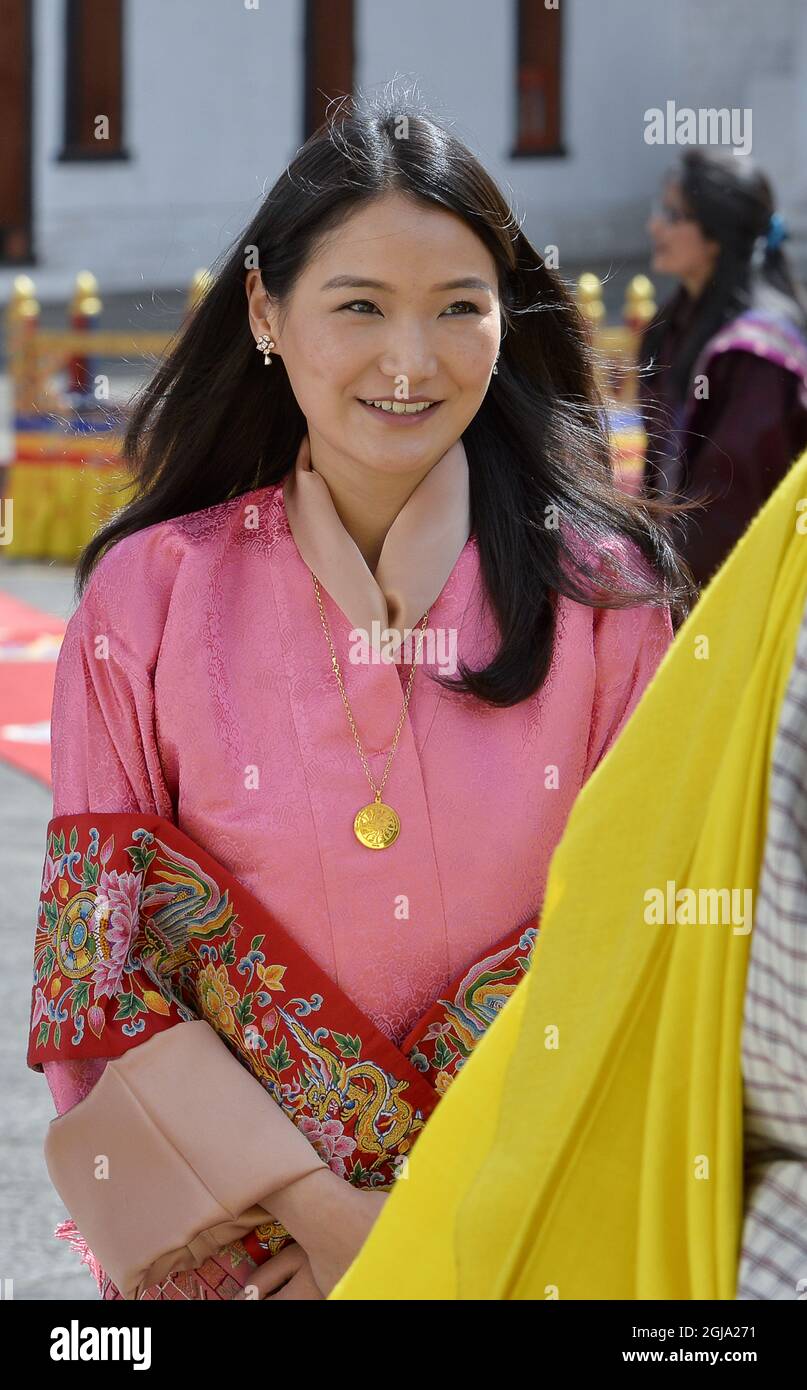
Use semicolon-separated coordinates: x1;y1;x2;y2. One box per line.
267;1256;325;1301
232;1242;307;1299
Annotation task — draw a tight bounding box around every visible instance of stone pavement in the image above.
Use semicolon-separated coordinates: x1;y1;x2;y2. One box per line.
0;560;99;1299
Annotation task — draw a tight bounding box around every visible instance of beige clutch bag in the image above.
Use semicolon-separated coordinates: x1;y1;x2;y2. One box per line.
43;1019;327;1299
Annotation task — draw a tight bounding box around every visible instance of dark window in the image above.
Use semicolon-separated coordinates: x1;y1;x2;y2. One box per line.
513;0;564;157
303;0;354;140
0;0;33;262
61;0;128;161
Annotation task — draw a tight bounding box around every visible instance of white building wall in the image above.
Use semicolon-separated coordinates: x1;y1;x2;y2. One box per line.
2;0;805;303
24;0;304;295
360;0;807;265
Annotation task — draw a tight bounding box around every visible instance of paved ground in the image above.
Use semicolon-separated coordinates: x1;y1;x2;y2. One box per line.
0;560;100;1299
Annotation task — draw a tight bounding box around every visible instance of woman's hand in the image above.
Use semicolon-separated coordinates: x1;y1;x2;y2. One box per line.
266;1251;324;1301
233;1241;324;1300
267;1167;391;1296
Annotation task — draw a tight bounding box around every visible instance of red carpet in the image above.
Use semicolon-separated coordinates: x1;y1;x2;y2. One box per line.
0;591;64;787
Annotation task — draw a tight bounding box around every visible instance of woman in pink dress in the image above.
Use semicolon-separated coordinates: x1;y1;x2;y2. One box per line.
27;90;688;1301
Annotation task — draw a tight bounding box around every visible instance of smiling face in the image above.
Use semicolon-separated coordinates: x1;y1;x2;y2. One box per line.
646;178;721;294
245;191;501;482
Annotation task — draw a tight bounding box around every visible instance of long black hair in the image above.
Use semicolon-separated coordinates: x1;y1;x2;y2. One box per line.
76;82;691;708
640;147;807;404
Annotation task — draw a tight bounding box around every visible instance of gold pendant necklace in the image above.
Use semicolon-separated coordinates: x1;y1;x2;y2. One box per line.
312;573;430;849
353;796;401;851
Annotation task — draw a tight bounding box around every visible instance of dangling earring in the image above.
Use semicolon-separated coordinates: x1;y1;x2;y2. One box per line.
256;332;275;366
492;351;500;375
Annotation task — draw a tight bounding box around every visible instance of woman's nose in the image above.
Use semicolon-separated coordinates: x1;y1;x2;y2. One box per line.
379;335;438;383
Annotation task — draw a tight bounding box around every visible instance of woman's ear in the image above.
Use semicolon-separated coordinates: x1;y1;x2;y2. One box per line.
244;270;275;339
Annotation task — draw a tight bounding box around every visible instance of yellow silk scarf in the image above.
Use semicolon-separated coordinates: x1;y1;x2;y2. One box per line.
330;447;807;1301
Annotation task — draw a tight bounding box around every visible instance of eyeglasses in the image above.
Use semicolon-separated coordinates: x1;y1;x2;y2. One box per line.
651;200;695;226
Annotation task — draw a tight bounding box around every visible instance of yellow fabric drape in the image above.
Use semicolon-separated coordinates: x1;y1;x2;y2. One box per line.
330;446;807;1301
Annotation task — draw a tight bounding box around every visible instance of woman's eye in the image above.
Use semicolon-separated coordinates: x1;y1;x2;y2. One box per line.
340;300;380;314
441;301;480;316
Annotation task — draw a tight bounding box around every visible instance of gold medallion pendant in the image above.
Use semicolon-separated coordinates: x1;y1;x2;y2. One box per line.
311;571;429;852
354;798;401;850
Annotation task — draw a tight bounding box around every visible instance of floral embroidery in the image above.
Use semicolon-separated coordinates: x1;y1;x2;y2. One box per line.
30;814;539;1296
404;926;538;1093
297;1115;358;1178
197;963;239;1034
30;825;191;1061
29;818;440;1190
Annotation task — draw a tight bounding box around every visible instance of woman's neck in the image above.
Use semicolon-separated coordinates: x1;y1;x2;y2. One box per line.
680;267;714;301
307;434;435;573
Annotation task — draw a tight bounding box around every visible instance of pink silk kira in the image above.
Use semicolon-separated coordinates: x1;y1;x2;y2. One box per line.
40;441;673;1297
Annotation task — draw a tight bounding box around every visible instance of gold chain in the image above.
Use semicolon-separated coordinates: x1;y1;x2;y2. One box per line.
312;572;430;800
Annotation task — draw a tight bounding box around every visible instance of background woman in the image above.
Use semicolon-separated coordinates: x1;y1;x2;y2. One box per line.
639;148;807;587
28;87;687;1301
